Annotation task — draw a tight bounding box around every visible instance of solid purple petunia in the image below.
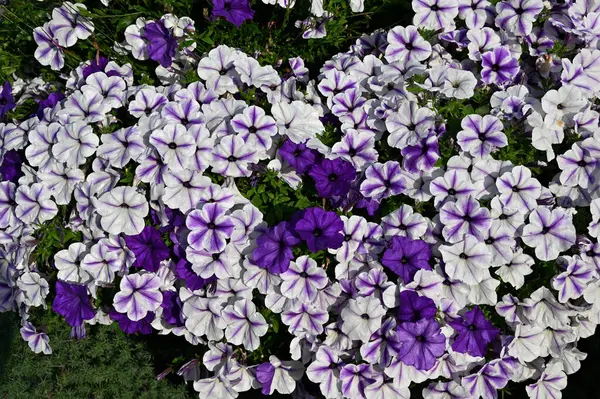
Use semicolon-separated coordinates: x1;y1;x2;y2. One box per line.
309;158;357;198
381;236;432;283
124;226;170;272
143;20;178;67
52;281;95;327
211;0;255;27
294;207;344;252
253;221;301;274
449;306;499;357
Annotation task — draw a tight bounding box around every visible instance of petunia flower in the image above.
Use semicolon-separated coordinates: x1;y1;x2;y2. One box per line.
557;142;597;188
222;299;268;351
449;306;499;357
495;0;544;37
211;0;255;27
428;169;479;207
385;25;432;63
0;81;16;119
496;165;542;213
480;47;520;86
360;161;406;201
143;20;177;67
113;272;163;321
52;280;95;327
81;240;121;285
306;346;343;398
280;255;328;303
552;256;596;303
110;310;155;335
182;296;226;340
149;123;196;172
461;361;509;399
396;318;446;370
231;105;277;154
309;158;356;199
381;204;428;240
124;226;170;273
82;72;126;110
211;134;259;177
386;101;436;149
339;363;377;399
340;296;386;342
294;207;344;252
522;208;576;261
412;0;459;32
440;235;492;285
15;183;58;224
278;139;321;174
20;322;52;355
96;126;145;168
281;302;328;336
439;195;491;243
33;24;65;71
401;135;440;173
331;129;378;171
458;0;490;29
256;355;304;395
186;203;235;253
525;363;567;399
457;114;507;158
49;2;94;47
59;90;109;123
93;186;148;236
128;88;168;117
272;100;324;144
187;244;241;279
52;121;99;167
381;236;432;283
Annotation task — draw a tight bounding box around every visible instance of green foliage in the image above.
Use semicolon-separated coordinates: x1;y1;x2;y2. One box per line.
0;311;194;399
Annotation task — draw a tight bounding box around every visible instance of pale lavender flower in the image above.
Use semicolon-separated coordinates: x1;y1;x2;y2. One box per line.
113;272;163;321
458;0;490;29
457;114;507;158
557;143;597;188
386;101;436;149
412;0;459;32
49;2;94;47
231;105;277;154
360;161;406;201
25;123;62;170
33;24;65;71
552;256;595;303
38;163;84;205
93;186;149;236
522;208;576;261
59;90;109;123
480;47;520;86
149;124;196;172
440;234;492;284
495;0;544;37
96;126;145;168
81;241;121;285
234;57;280;88
272;100;324;143
15;183;58;224
82;72;126;109
182;296;226;340
281;302;328;336
52;121;99;167
54;242;90;284
306;346;343;398
187;245;240;279
222;299;268;351
128;89;167;118
340;296;386;342
331;130;378;171
496;166;542;212
440;196;491;243
20;321;52;355
211;135;259;178
162;170;211;213
385;25;432;62
186;203;234;253
280;255;328;303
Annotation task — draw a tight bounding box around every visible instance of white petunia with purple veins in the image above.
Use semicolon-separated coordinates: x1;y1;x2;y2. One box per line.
113;272;163;321
522;208;576;261
222;299;268;351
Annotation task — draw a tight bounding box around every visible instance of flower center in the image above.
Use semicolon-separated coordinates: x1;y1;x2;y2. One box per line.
492;64;500;72
249;126;258;134
401;257;408;264
577;160;587;167
448;188;456;195
207;222;216;229
300;272;308;278
416;335;425;342
499;214;508;220
361;313;370;319
0;99;7;106
512;186;520;192
227;155;237;162
541;226;550;234
430;4;439;11
405;43;413;51
328;173;338;181
459;252;468;259
344;234;352;242
348;148;357;156
168;142;177;149
212;253;220;261
313;228;322;237
485;237;494;244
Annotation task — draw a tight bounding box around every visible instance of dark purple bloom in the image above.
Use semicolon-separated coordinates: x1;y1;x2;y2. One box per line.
395;318;446;370
52;281;95;327
449;306;499;357
294;207;344;252
396;290;437;323
253;221;301;274
256;361;276;395
37;92;65;118
0;81;16;119
480;47;520;86
161;291;184;326
0;151;23;183
381;236;432;283
401;135;440;173
109;310;154;335
175;259;215;291
279;140;321;174
143;20;178;67
211;0;255;28
124;226;170;272
309;158;356;198
82;56;109;79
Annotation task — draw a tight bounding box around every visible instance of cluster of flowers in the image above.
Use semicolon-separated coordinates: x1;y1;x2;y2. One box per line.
3;0;600;398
